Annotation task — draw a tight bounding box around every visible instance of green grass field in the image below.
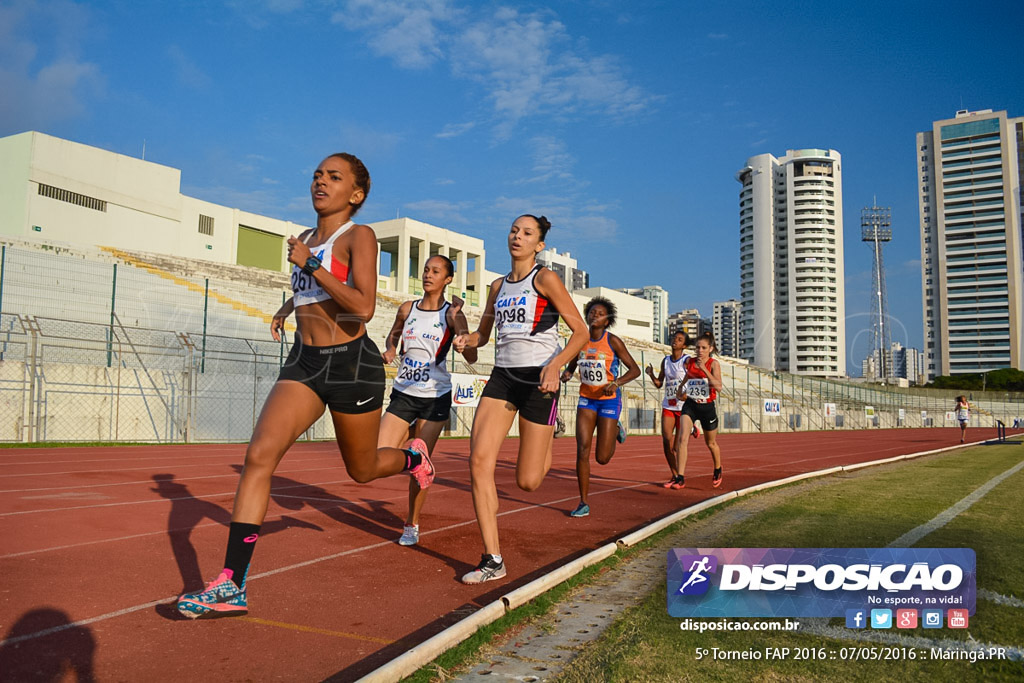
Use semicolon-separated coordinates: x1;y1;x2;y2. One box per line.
556;440;1024;682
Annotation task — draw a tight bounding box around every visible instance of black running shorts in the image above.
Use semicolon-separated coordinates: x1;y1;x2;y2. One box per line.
277;334;385;414
681;398;719;431
481;365;560;426
385;389;452;423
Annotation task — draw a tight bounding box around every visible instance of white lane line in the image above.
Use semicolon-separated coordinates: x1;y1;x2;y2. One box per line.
0;479;388;517
0;455;343;479
0;464;354;494
0;481;648;648
888;459;1024;548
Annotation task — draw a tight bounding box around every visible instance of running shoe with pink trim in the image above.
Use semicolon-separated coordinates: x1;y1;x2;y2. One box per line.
670;475;686;490
406;438;435;489
712;468;723;488
177;571;247;619
661;476;677;489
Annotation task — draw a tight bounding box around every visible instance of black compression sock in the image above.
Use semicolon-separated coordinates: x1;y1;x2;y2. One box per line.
223;522;261;587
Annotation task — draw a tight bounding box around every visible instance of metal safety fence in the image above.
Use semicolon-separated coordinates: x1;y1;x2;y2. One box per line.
2;311;1020;444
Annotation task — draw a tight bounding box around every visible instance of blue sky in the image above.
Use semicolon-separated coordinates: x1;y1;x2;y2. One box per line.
3;0;1023;374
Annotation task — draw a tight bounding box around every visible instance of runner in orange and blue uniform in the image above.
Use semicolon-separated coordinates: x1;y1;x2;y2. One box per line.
560;297;640;517
672;331;724;489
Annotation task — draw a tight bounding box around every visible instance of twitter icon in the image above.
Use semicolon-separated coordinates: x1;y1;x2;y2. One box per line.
870;609;892;629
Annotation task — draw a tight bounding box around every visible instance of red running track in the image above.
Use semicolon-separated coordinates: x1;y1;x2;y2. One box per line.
0;428;1008;681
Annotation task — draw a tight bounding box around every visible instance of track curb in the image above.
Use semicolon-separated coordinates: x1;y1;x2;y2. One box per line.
356;437;997;682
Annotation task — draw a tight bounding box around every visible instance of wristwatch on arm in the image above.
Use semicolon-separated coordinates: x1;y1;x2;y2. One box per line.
302;255;322;275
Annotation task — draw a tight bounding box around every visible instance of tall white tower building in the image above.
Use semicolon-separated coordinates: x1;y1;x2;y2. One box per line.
736;149;846;377
917;109;1024;378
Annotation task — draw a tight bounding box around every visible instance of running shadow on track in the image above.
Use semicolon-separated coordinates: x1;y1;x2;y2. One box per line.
237;467;466;569
152;474;324;594
0;608;96;682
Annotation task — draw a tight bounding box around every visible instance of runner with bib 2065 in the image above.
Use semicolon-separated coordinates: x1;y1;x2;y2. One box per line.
379;255;476;547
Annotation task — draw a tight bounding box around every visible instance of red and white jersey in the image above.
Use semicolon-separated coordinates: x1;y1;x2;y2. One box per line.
661;353;690;411
683;356;718;404
493;265;560;368
291;222;353;307
393;300;454;398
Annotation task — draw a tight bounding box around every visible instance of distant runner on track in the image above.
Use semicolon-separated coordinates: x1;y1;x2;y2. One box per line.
645;330;691;489
671;332;724;490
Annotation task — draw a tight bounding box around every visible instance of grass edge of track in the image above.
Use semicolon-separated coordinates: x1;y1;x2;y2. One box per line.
403;439;1024;682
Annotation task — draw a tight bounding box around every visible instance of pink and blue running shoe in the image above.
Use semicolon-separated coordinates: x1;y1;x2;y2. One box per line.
177;570;247;619
406;438;435;489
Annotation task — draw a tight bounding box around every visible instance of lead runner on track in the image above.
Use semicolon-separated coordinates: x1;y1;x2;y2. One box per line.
177;153;435;619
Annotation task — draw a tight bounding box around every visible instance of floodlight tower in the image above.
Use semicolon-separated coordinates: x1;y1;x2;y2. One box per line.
861;204;892;382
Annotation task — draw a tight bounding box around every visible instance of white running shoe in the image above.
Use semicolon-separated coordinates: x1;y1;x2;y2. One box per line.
398;524;420;546
461;554;506;584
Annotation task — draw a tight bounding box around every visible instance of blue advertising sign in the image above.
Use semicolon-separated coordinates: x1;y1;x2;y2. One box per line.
667;548;975;618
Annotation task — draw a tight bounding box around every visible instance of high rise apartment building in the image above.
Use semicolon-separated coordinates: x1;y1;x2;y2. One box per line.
737;149;846;377
917;109;1024;377
618;285;669;344
667;309;703;343
713;299;741;357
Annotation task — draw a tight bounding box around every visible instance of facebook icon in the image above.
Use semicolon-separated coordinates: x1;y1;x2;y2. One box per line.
845;609;866;629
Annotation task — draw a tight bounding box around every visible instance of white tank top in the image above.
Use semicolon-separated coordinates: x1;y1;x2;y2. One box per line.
494;265;561;368
661;354;690;411
392;300;453;398
291;222;354;307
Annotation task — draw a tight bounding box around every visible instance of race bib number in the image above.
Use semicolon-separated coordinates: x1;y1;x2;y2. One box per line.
397;358;431;384
685;378;710;402
578;359;607;386
665;378;682;405
495;302;528;332
291;247;326;295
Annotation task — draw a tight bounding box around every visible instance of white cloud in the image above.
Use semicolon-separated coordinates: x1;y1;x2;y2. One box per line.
331;2;652;134
521;135;576;185
403;198;472;224
331;0;457;69
436;121;475;138
490;193;619;243
0;0;102;131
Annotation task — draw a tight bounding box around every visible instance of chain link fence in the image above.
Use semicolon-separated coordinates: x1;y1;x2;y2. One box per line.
0;241;1020;443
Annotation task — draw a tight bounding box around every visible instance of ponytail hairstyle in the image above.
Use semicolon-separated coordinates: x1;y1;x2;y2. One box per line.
697;331;717;355
329;152;371;216
520;214;552;240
